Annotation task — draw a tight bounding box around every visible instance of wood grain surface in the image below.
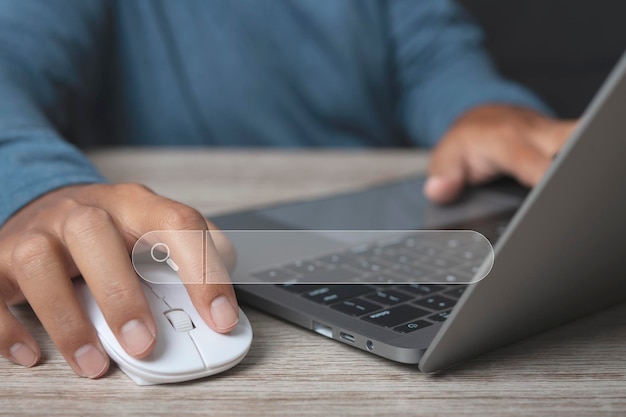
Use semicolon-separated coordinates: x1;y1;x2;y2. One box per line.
1;149;625;417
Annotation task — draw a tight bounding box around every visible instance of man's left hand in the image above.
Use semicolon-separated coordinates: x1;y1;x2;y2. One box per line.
424;105;577;204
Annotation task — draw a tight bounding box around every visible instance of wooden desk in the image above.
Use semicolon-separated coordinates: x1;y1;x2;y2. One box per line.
2;149;625;417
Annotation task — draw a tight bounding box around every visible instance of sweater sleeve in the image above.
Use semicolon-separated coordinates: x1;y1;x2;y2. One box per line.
0;0;108;226
388;0;552;148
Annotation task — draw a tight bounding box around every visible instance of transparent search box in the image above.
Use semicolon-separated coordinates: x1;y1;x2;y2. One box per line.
132;230;493;286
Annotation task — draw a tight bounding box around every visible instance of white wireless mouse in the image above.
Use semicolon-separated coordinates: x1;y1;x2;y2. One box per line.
74;279;253;385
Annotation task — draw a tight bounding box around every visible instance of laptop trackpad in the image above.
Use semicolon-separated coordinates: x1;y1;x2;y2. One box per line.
256;176;524;231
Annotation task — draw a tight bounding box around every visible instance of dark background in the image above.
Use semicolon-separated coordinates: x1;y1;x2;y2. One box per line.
459;0;626;118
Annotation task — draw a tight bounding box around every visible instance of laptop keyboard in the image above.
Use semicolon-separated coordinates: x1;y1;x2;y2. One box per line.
253;214;509;335
282;283;462;333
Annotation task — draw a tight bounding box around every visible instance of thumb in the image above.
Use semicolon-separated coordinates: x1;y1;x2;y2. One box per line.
424;142;466;204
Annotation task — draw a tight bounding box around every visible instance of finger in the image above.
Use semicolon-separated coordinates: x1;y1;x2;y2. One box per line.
121;198;240;333
425;140;467;204
62;206;157;359
154;217;239;333
550;121;578;154
424;175;466;205
11;232;109;378
206;222;237;273
497;141;552;187
139;223;239;333
187;227;239;333
530;120;578;157
0;294;40;367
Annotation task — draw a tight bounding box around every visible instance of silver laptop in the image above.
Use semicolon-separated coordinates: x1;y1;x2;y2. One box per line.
211;52;626;373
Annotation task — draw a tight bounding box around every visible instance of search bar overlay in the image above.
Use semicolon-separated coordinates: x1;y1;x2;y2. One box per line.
132;230;494;286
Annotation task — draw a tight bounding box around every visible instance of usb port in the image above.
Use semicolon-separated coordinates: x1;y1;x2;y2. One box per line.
339;332;355;343
312;322;332;338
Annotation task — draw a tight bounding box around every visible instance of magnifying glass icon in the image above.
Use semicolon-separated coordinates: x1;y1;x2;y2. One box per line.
150;243;180;272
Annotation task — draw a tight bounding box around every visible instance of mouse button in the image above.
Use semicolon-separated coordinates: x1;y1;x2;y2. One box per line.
118;284;205;376
188;330;237;369
189;310;253;369
138;306;205;375
154;283;190;306
142;282;165;300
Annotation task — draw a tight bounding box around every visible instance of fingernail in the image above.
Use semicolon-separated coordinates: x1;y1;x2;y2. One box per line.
425;176;436;185
425;174;462;204
121;319;156;357
9;343;38;367
74;344;108;378
210;296;239;331
424;176;444;193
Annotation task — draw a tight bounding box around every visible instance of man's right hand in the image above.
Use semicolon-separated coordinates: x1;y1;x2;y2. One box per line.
0;183;238;378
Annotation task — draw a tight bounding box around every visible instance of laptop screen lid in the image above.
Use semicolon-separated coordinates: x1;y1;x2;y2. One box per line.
420;51;626;373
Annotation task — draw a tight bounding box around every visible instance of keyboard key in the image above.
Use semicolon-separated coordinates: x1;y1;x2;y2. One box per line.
280;284;327;294
316;253;351;265
412;255;464;271
428;268;473;283
429;310;452;322
366;272;406;284
348;243;372;255
286;261;321;274
388;264;433;281
331;298;381;316
410;245;441;257
393;320;433;334
372;252;416;266
252;268;296;282
362;304;429;328
401;236;420;249
365;290;412;305
303;285;374;305
444;286;466;299
401;284;444;296
342;257;386;274
415;295;457;311
449;248;482;261
468;263;485;274
297;267;362;284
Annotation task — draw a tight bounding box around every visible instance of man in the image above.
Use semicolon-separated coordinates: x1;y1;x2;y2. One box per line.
0;0;574;379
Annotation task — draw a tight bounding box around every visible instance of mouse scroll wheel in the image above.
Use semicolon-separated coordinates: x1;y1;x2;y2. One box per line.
164;309;195;332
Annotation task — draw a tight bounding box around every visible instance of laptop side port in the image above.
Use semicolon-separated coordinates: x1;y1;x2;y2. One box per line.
339;332;355;343
312;321;333;338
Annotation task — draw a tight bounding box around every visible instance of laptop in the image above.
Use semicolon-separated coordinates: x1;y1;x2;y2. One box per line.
211;52;626;373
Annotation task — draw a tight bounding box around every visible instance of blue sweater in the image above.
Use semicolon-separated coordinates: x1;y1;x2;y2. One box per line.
0;0;549;225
